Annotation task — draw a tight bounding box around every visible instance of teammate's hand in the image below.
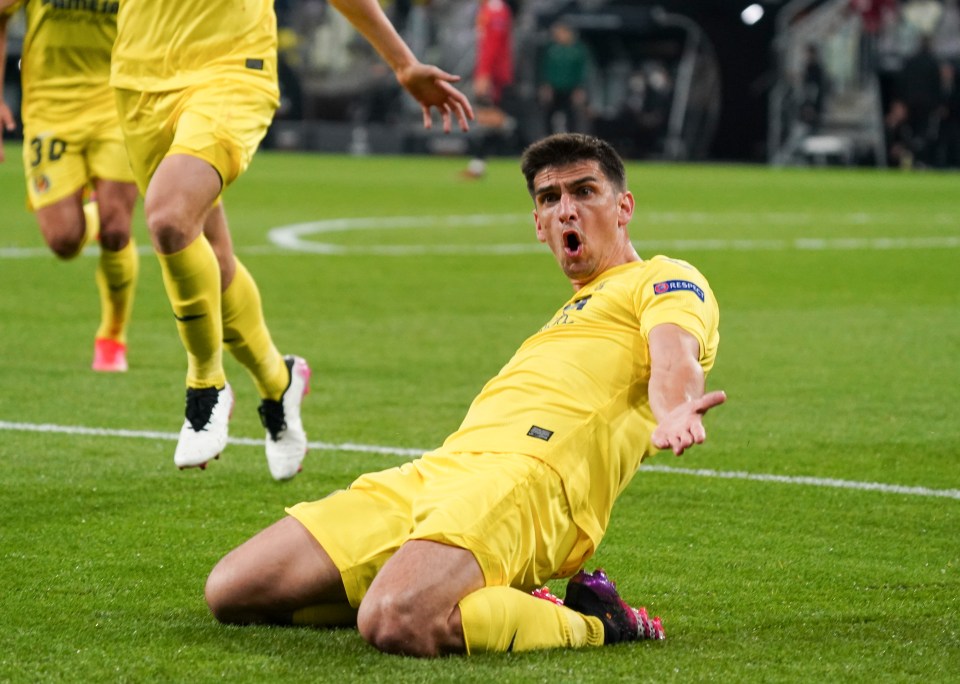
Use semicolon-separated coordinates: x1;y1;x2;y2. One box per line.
396;62;474;133
0;100;15;163
651;390;727;456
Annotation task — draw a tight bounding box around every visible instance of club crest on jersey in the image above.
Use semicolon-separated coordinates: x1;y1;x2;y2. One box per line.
653;280;704;301
33;175;51;194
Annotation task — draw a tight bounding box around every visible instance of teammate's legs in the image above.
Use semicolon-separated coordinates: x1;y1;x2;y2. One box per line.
204;203;288;400
34;188;88;259
204;201;309;480
116;81;303;475
145;153;226;389
34;187;137;372
200;202;236;288
91;179;140;371
94;179;138;252
141;154;234;469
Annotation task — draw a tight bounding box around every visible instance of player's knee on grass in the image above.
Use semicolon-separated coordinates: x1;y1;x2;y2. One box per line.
204;563;240;624
357;590;457;658
204;559;270;626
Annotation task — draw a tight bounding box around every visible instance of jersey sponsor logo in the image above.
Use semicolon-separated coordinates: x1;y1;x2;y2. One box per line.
245;59;265;70
653;280;704;301
526;425;553;441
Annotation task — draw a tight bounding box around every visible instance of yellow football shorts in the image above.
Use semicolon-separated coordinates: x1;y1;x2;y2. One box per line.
114;77;279;194
287;450;596;609
22;109;133;210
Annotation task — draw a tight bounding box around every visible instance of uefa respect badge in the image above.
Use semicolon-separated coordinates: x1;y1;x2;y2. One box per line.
653;280;705;302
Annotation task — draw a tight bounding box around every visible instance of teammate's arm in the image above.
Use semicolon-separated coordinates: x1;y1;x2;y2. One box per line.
648;323;726;456
327;0;473;132
0;12;16;163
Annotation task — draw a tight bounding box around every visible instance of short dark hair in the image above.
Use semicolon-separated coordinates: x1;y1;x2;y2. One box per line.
520;133;627;197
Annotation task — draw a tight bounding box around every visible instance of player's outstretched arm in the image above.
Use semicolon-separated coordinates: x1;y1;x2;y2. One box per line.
648;323;726;456
328;0;473;132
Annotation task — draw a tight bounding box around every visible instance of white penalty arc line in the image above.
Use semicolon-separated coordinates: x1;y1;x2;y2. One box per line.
263;212;960;255
2;419;958;501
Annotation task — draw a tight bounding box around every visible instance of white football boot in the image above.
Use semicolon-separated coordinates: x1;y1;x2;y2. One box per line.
259;356;311;481
174;383;233;470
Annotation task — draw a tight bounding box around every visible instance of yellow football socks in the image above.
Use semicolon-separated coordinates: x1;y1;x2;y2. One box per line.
220;258;288;400
94;238;139;344
156;235;226;389
459;586;605;653
77;198;101;256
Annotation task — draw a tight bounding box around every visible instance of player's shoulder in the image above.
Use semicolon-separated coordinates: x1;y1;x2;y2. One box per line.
647;254;705;276
614;255;709;285
637;255;713;304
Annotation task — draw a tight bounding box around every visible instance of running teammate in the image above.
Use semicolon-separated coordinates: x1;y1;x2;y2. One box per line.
204;133;726;655
0;0;139;372
108;0;473;479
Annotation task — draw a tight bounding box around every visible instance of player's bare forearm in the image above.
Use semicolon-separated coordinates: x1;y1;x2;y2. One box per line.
648;324;726;455
327;0;472;131
328;0;417;73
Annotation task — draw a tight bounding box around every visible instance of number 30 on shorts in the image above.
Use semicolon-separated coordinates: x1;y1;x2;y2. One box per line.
29;137;68;167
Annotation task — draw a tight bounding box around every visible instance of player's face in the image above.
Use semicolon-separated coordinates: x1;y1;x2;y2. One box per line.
532;160;637;289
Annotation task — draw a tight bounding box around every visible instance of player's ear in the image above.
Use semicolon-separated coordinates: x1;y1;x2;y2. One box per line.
534;210;547;243
617;191;635;227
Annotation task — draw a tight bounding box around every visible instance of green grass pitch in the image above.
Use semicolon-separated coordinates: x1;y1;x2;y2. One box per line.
1;143;958;682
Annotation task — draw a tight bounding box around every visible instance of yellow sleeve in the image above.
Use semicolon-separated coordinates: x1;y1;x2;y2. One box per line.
637;257;720;370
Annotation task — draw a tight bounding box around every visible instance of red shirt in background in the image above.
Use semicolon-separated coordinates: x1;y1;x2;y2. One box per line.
474;0;514;104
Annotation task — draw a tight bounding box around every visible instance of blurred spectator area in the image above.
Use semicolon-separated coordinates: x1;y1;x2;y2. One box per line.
272;0;740;160
768;0;960;167
5;0;954;163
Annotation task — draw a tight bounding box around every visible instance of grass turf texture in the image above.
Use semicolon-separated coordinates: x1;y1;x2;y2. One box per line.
1;144;958;681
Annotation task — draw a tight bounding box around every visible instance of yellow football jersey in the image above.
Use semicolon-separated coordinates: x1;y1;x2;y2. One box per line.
441;256;720;546
111;0;277;92
9;0;118;123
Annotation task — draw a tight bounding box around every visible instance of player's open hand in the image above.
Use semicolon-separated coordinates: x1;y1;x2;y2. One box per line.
396;63;474;133
651;390;727;456
0;99;15;163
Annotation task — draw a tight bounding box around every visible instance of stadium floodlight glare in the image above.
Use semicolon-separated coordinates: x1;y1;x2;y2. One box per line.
740;3;764;25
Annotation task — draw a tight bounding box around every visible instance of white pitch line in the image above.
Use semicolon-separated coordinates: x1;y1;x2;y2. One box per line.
2;419;957;500
4;209;959;259
640;465;960;500
0;420;423;458
263;212;960;256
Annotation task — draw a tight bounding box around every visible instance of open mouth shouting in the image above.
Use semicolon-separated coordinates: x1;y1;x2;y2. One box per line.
563;229;584;257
